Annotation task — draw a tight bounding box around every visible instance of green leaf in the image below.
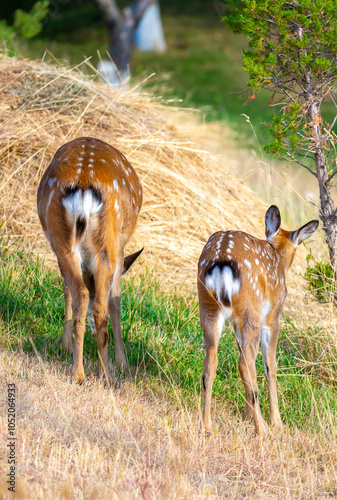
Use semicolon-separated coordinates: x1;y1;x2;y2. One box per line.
13;1;49;40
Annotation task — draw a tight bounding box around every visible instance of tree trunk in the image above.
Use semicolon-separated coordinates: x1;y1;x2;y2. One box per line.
107;8;135;80
308;99;337;288
95;0;153;83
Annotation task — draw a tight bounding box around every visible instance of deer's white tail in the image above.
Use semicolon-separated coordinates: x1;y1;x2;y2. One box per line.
62;188;103;243
204;262;241;306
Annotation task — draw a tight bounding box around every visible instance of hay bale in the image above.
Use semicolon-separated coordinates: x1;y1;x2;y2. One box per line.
0;55;266;290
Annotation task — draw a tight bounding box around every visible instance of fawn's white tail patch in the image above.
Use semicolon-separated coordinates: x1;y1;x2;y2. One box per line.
62;188;103;221
205;262;241;306
62;188;103;243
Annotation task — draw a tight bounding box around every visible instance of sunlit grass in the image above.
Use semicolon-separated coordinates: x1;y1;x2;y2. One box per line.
1;239;336;433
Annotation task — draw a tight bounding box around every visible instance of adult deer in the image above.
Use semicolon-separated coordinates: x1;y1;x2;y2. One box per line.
198;206;318;435
37;137;143;384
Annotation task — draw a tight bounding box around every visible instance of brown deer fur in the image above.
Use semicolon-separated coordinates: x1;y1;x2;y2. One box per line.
37;137;143;384
198;206;318;435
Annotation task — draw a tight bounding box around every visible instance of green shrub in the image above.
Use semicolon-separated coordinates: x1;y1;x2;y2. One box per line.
304;256;335;303
0;1;49;55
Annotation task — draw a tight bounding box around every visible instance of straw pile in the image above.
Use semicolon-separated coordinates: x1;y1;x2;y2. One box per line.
0;55;267;290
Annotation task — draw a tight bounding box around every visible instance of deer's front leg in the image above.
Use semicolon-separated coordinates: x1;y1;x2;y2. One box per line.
108;254;127;370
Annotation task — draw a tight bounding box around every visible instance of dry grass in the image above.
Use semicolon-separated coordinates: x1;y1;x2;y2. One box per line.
0;351;336;500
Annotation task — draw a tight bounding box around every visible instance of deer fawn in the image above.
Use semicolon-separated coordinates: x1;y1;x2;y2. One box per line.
198;206;318;435
37;137;143;384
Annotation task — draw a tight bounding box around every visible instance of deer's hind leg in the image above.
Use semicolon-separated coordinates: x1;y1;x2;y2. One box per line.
62;284;73;353
236;308;268;435
58;252;89;384
201;308;227;433
261;311;282;428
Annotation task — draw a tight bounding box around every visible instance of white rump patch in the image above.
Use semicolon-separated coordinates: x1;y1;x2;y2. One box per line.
62;189;103;222
205;265;240;304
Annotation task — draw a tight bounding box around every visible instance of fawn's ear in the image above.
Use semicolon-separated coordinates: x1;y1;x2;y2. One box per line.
293;220;319;246
265;205;281;241
122;248;144;276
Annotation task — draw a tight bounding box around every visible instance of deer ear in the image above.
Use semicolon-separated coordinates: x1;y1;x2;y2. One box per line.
293;220;319;246
122;248;144;276
265;205;281;240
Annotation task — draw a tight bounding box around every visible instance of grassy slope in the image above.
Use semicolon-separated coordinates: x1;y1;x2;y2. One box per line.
1;241;336;429
0;240;337;498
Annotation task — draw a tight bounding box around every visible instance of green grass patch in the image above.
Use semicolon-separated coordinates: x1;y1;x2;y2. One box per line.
1;240;336;431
